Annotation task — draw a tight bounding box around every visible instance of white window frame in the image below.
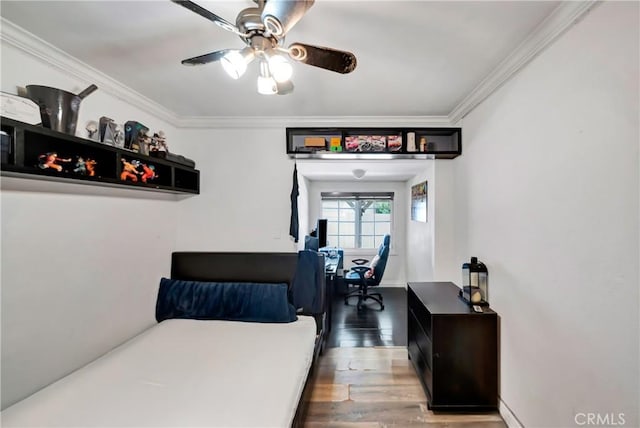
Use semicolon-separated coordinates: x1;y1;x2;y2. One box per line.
320;192;394;250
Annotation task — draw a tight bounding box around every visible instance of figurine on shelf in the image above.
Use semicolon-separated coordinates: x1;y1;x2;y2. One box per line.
140;163;157;183
149;131;169;160
120;158;141;182
86;158;97;177
85;121;99;141
139;133;152;155
124;121;149;151
130;136;140;153
38;152;71;172
73;156;87;174
99;117;117;146
113;124;124;149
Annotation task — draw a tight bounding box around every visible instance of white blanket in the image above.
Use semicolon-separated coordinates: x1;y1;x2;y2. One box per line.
2;316;317;427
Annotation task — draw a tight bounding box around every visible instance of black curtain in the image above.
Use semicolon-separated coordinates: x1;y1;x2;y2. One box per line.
289;163;299;242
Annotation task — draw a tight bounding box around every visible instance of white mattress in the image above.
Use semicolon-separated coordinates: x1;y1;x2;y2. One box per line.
2;316;317;428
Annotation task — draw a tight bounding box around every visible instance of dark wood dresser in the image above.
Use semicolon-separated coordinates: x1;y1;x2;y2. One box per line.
407;282;498;411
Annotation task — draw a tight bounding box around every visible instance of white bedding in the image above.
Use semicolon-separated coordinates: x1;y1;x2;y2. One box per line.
1;316;317;428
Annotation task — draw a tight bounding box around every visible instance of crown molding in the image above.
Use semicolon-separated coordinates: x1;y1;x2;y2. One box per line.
2;0;599;131
448;0;600;124
175;115;452;129
0;19;450;130
0;18;180;126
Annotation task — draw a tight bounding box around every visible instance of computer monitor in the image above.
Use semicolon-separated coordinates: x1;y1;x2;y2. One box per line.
316;219;328;248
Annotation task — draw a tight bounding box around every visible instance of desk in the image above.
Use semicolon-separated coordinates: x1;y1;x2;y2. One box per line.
321;249;343;334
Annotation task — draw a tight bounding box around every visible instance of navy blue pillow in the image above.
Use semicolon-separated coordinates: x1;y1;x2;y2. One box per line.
156;278;297;323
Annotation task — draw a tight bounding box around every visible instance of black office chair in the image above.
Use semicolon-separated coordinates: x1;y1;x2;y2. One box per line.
344;235;390;311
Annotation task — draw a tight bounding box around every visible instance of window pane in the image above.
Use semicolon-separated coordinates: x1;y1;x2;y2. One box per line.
375;201;391;214
376;223;391;236
323;209;339;220
340;209;355;221
361;235;375;249
375;213;392;222
361;222;375;235
339;235;355;248
362;207;375;221
339;222;355;235
321;194;393;250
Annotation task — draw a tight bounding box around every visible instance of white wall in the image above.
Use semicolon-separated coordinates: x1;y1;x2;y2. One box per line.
173;127;299;252
452;2;639;426
432;161;458;282
307;180;407;287
405;165;435;282
1;41;182;409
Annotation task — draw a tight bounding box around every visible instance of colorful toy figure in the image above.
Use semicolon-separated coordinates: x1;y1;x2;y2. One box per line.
73;157;86;174
120;158;141;182
86;158;97;177
38;152;71;172
140;164;157;183
151;131;168;153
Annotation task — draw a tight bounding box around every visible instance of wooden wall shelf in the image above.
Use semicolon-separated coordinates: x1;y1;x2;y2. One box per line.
287;127;462;159
1;117;199;195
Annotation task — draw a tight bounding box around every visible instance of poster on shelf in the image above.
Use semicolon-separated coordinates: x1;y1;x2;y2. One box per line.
345;135;386;152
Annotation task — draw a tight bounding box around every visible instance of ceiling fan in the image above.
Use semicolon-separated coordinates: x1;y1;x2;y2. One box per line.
171;0;357;95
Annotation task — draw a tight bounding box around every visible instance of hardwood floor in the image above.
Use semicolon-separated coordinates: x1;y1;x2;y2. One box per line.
327;287;407;348
305;347;506;427
305;287;506;427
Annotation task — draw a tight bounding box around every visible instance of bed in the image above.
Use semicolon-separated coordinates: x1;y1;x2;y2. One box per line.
1;251;326;428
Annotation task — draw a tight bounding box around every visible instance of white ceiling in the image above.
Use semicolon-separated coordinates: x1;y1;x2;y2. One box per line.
0;0;560;119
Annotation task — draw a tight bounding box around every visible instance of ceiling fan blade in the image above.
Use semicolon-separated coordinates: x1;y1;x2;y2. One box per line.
276;80;294;95
171;0;245;36
287;43;357;74
181;49;230;66
261;0;315;36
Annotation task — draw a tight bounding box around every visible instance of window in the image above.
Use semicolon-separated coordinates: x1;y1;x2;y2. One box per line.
321;192;393;249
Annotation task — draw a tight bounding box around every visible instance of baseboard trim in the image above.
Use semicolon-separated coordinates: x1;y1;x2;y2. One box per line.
500;398;524;428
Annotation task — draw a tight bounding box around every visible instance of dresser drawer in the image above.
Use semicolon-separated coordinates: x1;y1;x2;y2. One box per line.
409;306;433;366
408;339;433;401
408;286;432;337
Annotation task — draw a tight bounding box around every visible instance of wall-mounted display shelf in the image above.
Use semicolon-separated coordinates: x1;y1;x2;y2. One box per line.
286;127;461;159
1;117;199;195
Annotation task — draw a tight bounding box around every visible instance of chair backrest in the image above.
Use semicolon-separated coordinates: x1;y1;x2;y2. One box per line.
304;235;319;251
371;235;391;286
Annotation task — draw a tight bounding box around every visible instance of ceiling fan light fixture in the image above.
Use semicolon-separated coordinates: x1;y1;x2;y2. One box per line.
268;54;293;83
257;60;277;95
221;47;254;79
261;0;315;36
257;76;277;95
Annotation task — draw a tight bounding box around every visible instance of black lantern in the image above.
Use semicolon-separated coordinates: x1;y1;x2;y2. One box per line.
460;257;488;306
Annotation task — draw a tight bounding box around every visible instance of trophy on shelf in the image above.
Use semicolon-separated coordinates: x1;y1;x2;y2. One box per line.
99;116;118;146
